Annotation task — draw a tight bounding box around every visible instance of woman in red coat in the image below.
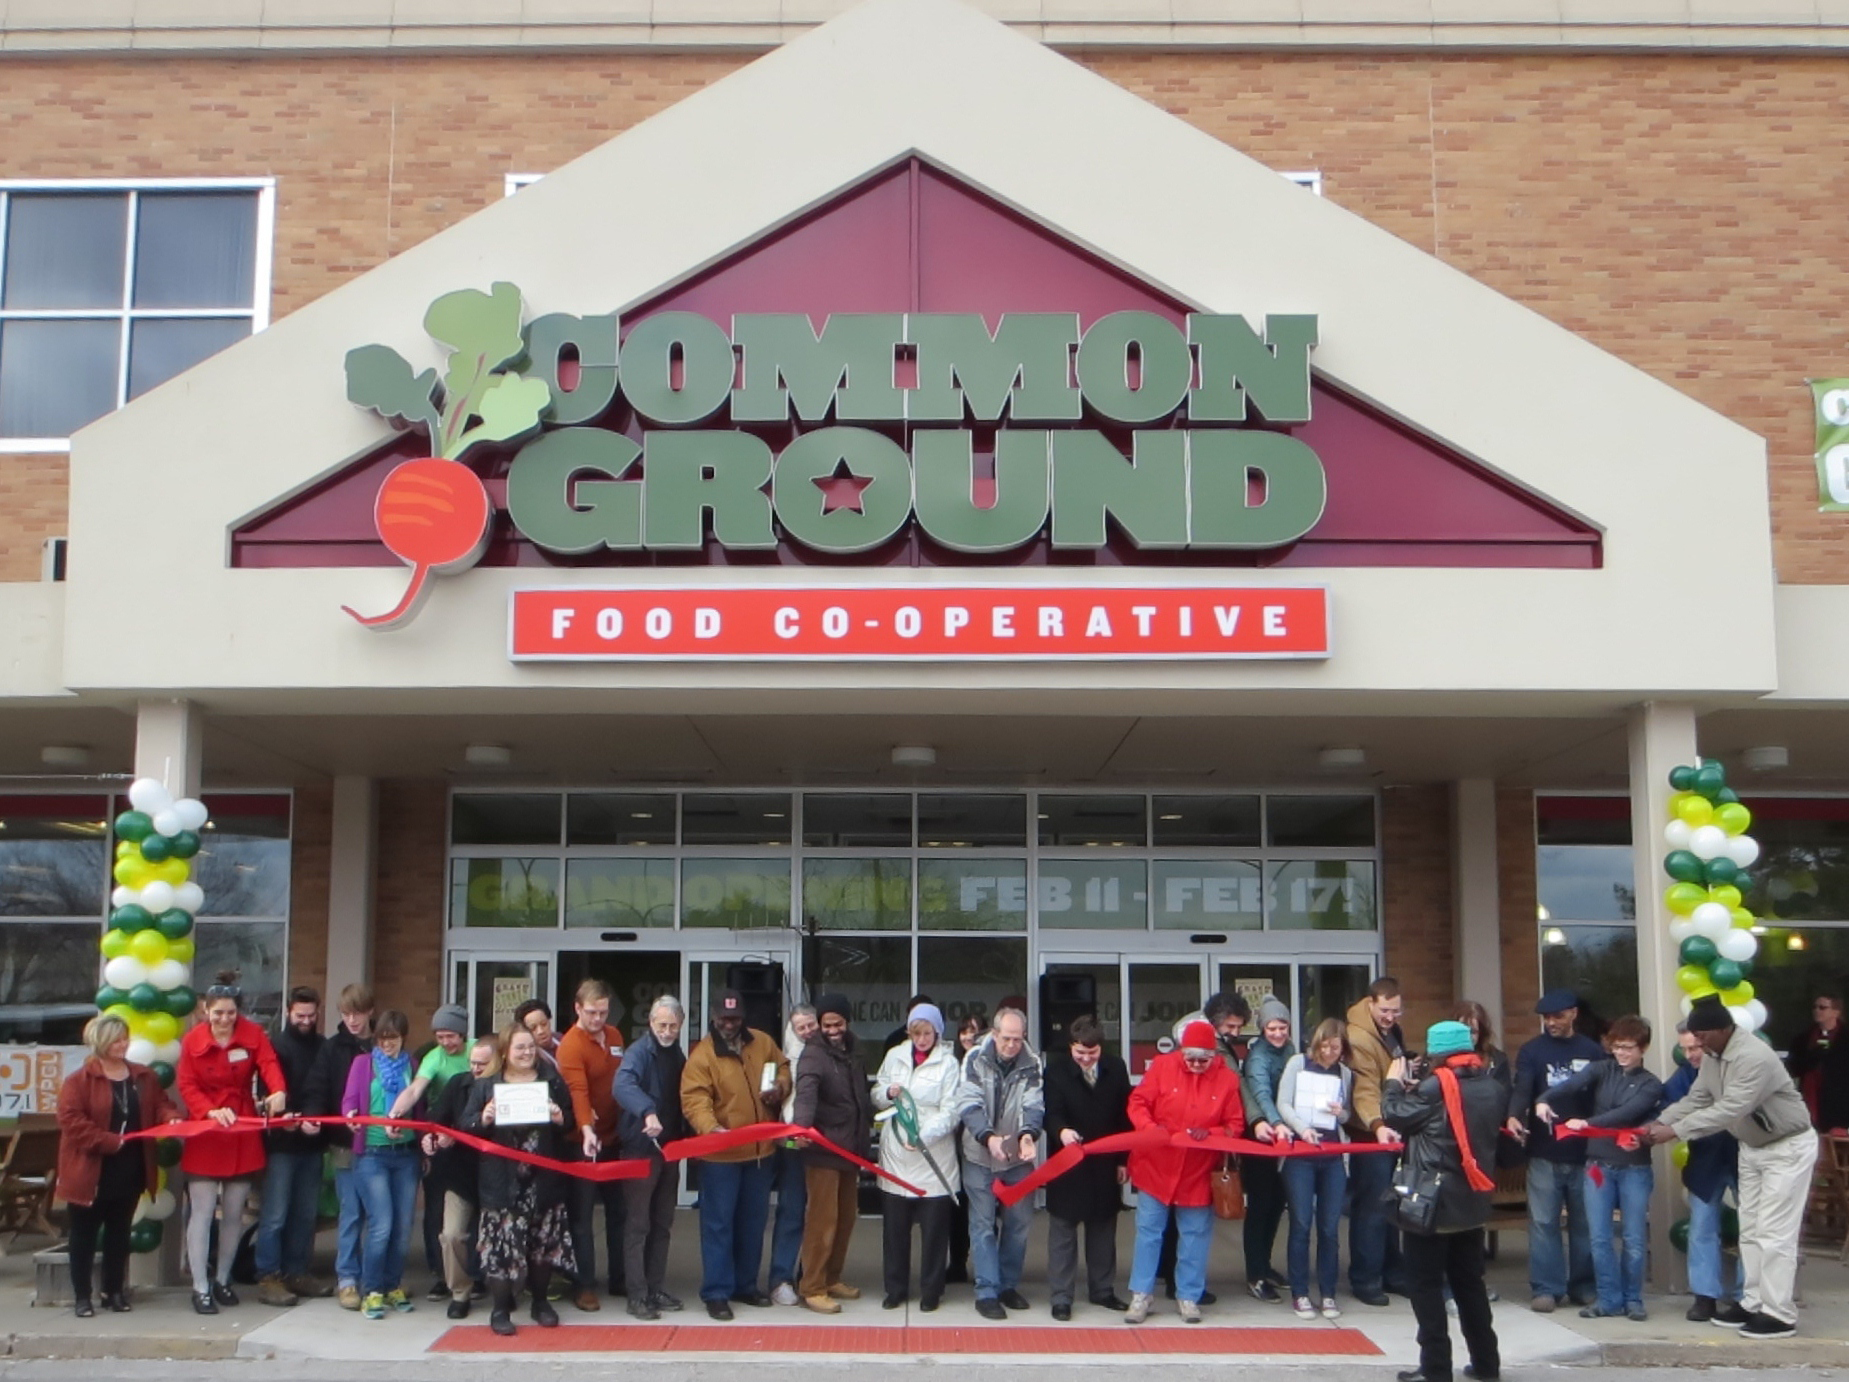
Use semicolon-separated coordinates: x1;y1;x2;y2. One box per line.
176;975;287;1316
1124;1020;1245;1324
56;1013;181;1316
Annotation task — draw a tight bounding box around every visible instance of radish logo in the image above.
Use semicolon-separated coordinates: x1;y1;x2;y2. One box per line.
342;282;550;630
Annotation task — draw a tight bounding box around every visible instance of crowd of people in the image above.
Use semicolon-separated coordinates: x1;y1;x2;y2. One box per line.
49;969;1837;1360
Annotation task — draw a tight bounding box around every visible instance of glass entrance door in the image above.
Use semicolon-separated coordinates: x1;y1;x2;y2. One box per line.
453;954;552;1037
556;948;682;1049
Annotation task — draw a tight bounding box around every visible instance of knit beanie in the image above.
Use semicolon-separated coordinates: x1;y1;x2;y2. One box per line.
907;1002;945;1036
1180;1020;1218;1054
1425;1020;1475;1058
431;1004;469;1037
816;992;852;1022
1686;994;1735;1033
1257;996;1292;1030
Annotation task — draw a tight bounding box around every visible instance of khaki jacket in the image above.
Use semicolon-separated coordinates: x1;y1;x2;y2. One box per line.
1344;995;1404;1134
681;1025;791;1162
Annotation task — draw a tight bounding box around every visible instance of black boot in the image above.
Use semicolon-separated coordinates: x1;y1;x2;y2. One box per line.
529;1269;560;1327
490;1281;517;1336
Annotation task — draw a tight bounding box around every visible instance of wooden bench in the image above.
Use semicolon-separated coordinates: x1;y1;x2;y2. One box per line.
1485;1161;1528;1260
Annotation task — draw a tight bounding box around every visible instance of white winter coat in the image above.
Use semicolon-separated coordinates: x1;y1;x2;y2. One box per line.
872;1039;963;1199
780;1022;805;1123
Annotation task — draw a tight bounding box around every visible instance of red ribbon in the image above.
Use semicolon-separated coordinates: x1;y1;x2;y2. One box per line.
1552;1123;1648;1153
992;1126;1397;1208
129;1116;923;1196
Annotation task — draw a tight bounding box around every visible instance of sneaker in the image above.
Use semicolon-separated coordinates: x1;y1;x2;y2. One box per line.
1178;1298;1203;1324
974;1297;1006;1320
1741;1313;1796;1340
1248;1280;1282;1303
362;1293;386;1320
337;1285;362;1311
1625;1303;1647;1322
1125;1291;1153;1325
256;1274;299;1308
628;1299;660;1321
490;1310;516;1337
1578;1305;1614;1318
1530;1294;1557;1313
1712;1301;1752;1329
1294;1296;1316;1320
651;1291;684;1312
385;1289;414;1313
427;1280;451;1302
1686;1296;1716;1323
772;1282;800;1306
1321;1298;1342;1320
446;1298;470;1319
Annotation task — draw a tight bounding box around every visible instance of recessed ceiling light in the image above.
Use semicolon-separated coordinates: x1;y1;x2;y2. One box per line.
1159;813;1183;821
892;745;937;768
40;745;89;768
1317;746;1367;771
1743;746;1789;772
464;744;512;768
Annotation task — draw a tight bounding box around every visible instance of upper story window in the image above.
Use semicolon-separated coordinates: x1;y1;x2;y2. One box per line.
0;179;274;450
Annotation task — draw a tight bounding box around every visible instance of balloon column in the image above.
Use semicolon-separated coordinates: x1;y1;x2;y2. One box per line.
97;777;206;1247
1661;759;1770;1037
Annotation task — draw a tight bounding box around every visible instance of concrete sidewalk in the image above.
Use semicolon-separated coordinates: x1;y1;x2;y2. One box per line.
0;1211;1840;1368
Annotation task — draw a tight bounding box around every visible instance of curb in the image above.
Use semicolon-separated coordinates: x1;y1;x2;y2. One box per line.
1593;1337;1849;1369
5;1332;245;1361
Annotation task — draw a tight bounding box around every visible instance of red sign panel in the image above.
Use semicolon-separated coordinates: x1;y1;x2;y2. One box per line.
509;585;1329;662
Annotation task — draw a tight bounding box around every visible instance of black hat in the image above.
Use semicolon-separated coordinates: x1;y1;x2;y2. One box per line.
1535;989;1580;1016
815;992;852;1022
1686;994;1735;1033
714;988;745;1017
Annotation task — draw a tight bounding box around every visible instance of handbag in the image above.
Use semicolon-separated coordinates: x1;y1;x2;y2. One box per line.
1389;1166;1443;1232
1211;1156;1246;1220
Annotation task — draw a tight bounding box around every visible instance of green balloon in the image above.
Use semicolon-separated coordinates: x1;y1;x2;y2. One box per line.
95;984;127;1011
151;1062;176;1089
1731;871;1755;894
138;833;173;863
127;983;162;1013
1671;1042;1689;1067
1668;766;1697;792
110;904;154;933
1670;1217;1690;1253
1663;851;1706;883
1703;856;1739;886
128;1218;163;1254
113;810;153;843
154;1136;182;1166
1707;958;1744;991
168;830;201;860
1695;764;1727;799
155;909;194;941
161;986;196;1019
1679;935;1719;967
1735;958;1753;979
1717;788;1741;805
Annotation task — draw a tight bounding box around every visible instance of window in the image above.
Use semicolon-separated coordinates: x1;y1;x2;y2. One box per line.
1536;795;1638;1023
0;180;273;448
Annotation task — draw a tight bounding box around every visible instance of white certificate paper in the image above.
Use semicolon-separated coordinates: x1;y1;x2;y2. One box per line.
1294;1071;1343;1132
493;1081;551;1127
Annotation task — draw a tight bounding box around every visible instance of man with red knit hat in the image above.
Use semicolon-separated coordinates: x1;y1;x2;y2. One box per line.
1122;1020;1245;1325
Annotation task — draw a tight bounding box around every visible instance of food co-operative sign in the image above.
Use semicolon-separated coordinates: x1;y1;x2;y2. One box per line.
343;282;1330;659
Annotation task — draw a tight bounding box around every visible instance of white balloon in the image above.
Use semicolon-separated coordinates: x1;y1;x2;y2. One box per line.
112;886;135;910
139;881;176;914
1669;918;1697;944
1664;819;1693;850
103;956;148;990
1725;835;1760;869
152;809;184;838
153;1039;182;1066
145;1188;176;1221
125;1038;158;1066
1715;929;1757;963
147;959;188;990
1689;824;1730;861
1691;902;1732;932
127;778;172;815
174;798;209;833
1679;995;1695;1017
1729;1004;1757;1033
132;1194;151;1224
1746;999;1768;1031
173;882;204;914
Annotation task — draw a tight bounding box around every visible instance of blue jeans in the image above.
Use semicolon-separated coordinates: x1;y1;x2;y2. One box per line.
963;1159;1034;1300
1282;1153;1347;1303
696;1156;775;1302
1347;1146;1403;1296
334;1162;366;1290
353;1147;420;1297
1526;1156;1595;1301
1687;1180;1743;1301
768;1143;808;1289
1129;1193;1213;1302
254;1148;324;1280
1584;1163;1651;1313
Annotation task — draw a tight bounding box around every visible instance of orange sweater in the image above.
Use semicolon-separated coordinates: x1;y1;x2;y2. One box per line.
557;1023;626;1141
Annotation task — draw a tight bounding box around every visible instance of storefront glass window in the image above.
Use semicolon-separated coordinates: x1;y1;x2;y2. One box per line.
1297;962;1374;1035
1153;796;1261;847
1266;859;1377;930
1152;859;1263;930
918;936;1027;1033
801;795;912;847
1739;800;1849;924
0;796;108;917
801;857;912;930
194;919;286;1024
1035;859;1148;929
564;858;675;928
452;793;562;846
194;795;291;919
1038;795;1147;847
449;857;561;928
566;794;676;846
0;921;102;1042
918;794;1027;847
1267;795;1375;849
1747;927;1849;1046
682;794;792;846
812;935;911;1046
680;858;791;928
916;858;1028;931
1536;845;1635;924
1539;924;1638;1031
1126;962;1202;1076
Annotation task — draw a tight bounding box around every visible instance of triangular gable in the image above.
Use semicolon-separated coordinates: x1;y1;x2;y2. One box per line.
231;159;1597;572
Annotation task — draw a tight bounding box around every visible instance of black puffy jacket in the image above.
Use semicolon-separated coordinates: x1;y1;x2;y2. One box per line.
1381;1060;1503;1235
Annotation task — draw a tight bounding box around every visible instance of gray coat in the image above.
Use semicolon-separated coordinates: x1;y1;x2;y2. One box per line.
1661;1029;1812;1148
956;1035;1045;1171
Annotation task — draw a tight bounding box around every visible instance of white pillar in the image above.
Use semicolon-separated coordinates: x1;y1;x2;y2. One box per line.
324;775;377;1020
1452;778;1503;1017
132;699;202;797
1626;700;1698;1290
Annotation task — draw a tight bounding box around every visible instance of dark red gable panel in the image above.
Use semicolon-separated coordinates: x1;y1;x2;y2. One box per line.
232;159;1599;570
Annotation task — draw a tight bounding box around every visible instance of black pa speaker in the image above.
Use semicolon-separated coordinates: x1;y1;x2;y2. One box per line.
1039;971;1097;1052
726;961;785;1038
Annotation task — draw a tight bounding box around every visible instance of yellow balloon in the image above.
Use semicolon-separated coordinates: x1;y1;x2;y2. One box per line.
115;840;139;860
100;928;130;960
127;930;169;966
139;1011;178;1046
126;1010;156;1039
104;1003;136;1026
1731;908;1756;929
112;857;151;888
1666;884;1706;916
1671;1141;1690;1169
148;858;190;887
156;1168;166;1194
166;935;195;964
1709;885;1742;911
1675;795;1715;827
1721;981;1755;1006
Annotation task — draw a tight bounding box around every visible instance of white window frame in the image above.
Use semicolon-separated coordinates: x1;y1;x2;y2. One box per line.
504;173;543;197
0;176;276;454
1282;170;1323;196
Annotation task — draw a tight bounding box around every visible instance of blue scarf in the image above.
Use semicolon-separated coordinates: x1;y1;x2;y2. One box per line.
373;1048;413;1105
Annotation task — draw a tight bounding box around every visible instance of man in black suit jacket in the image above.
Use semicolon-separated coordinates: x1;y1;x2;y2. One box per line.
1042;1015;1133;1319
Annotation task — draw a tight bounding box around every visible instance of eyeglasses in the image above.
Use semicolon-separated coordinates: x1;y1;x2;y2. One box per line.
205;984;242;1001
468;1060;492;1071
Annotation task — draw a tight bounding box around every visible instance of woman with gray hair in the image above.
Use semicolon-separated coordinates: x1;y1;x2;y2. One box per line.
55;1013;180;1317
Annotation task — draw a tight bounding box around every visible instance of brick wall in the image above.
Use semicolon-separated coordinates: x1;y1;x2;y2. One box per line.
286;780;331;1004
1380;783;1455;1042
370;777;447;1026
1496;787;1542;1058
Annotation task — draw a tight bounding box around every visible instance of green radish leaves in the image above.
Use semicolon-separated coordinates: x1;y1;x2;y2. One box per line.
345;280;551;462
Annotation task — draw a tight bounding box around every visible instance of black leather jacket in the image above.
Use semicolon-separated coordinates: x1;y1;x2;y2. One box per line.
1381;1061;1503;1234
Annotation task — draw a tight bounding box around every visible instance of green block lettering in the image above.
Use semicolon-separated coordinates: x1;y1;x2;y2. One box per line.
771;426;913;554
907;313;1081;423
621;312;734;426
912;429;1050;553
641;431;776;550
1187;430;1327;547
731;314;905;423
1075;311;1191;425
505;428;642;554
1188;314;1317;424
1049;429;1188;549
525;312;619;426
